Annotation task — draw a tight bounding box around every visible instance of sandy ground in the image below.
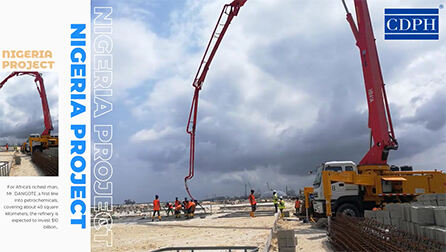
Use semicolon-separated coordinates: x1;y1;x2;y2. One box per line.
0;151;43;176
91;215;275;252
270;217;333;252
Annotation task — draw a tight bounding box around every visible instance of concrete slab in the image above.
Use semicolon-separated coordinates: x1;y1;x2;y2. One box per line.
403;204;412;221
436;194;446;201
415;224;431;237
387;203;403;219
376;210;390;218
278;229;295;239
425;226;439;240
278;238;287;248
391;218;401;228
405;222;416;235
438;200;446;207
434;227;446;244
411;206;435;225
364;210;375;219
278;247;296;252
434;207;446;227
399;220;406;232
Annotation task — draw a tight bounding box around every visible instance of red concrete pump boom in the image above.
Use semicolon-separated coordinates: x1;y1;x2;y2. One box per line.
0;71;54;136
185;0;247;200
342;0;398;166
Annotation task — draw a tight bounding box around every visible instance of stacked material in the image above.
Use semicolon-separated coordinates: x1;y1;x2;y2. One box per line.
277;229;297;252
32;150;58;176
364;194;446;244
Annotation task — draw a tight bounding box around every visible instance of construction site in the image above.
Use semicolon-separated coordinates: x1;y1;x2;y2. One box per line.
91;0;445;251
0;72;58;176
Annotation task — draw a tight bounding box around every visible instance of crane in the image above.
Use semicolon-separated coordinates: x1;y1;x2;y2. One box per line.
305;0;445;218
342;0;398;166
185;0;247;200
0;71;57;152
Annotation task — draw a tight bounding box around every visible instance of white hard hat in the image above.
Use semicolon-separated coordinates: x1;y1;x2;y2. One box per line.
273;190;276;193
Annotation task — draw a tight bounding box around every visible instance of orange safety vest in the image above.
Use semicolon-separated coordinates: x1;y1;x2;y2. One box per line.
295;200;300;209
175;200;181;210
249;194;256;205
188;201;196;209
153;199;160;211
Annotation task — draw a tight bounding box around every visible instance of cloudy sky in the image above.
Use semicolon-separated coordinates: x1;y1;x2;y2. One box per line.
92;0;446;203
0;72;58;145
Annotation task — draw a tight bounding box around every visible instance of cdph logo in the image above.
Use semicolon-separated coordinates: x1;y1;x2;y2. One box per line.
384;8;439;40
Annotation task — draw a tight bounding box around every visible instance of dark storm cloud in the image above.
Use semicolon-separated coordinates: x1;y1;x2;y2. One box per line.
0;72;58;145
404;91;446;131
108;0;445;202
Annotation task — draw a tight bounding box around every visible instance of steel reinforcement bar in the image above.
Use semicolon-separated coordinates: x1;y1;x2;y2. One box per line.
328;214;444;252
0;161;10;176
152;246;259;252
32;151;58;176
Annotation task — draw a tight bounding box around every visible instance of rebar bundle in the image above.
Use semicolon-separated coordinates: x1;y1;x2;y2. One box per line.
328;214;444;252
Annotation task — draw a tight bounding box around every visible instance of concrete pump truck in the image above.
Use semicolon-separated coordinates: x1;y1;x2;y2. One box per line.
0;71;58;153
307;0;446;218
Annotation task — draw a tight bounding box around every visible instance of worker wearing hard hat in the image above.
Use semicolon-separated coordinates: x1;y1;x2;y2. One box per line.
279;197;286;218
174;197;182;218
249;189;257;218
272;191;279;213
152;195;161;221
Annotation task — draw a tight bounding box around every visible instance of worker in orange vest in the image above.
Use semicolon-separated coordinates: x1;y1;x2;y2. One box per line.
165;202;174;217
187;200;196;218
183;198;190;218
295;198;301;216
249;189;257;218
174;197;182;218
152;195;161;221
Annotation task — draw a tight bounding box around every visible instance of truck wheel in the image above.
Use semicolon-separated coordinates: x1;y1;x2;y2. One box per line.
336;203;359;217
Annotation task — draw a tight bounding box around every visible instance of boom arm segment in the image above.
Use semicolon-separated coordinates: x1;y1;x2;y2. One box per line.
342;0;398;166
0;71;53;136
185;0;247;200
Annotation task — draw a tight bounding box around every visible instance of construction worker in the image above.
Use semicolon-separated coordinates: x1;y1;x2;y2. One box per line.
187;200;196;218
272;190;278;213
279;197;285;218
183;198;190;218
165;202;174;217
294;198;301;216
249;189;257;218
152;195;161;221
174;197;182;218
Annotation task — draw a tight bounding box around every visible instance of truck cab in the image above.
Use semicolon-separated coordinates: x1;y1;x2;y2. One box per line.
312;161;362;217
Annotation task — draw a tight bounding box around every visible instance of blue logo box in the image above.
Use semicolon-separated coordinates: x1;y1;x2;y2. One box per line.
384;8;439;40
